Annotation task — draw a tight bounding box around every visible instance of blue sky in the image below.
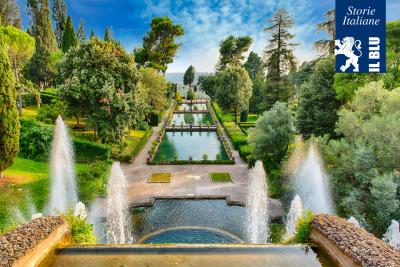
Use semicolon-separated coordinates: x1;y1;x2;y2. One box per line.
17;0;399;73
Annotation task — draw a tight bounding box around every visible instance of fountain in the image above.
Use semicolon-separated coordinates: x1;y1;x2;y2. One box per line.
347;216;361;228
246;161;269;244
292;144;333;214
284;195;303;240
382;220;400;250
105;162;133;244
48;116;77;214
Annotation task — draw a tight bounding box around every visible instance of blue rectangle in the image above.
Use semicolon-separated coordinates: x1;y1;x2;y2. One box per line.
335;0;386;73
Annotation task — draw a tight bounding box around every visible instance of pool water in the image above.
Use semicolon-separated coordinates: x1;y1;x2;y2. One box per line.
178;103;208;111
170;113;213;126
153;131;229;162
141;228;242;244
132;200;246;241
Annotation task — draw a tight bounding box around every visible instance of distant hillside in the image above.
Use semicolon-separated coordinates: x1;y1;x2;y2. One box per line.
165;72;213;84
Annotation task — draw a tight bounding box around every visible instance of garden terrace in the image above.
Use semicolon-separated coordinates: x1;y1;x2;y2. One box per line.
165;126;217;131
174;109;210;114
311;214;400;267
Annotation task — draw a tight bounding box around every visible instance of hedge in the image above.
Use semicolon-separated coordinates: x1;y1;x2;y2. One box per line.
73;139;111;163
223;122;248;148
149;111;161;126
239;145;255;167
40;88;58;105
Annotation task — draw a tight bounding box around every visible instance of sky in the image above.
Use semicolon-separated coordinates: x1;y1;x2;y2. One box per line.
16;0;400;73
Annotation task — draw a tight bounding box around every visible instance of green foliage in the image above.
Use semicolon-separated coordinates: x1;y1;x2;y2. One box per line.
217;35;252;70
0;37;19;175
0;222;18;235
61;16;78;52
186;90;195;100
223;122;247;148
40;87;58;104
36;100;65;124
134;17;184;73
295;210;313;243
149;111;161;126
215;66;253;123
269;223;286;243
113;128;152;163
0;0;21;28
58;38;147;143
139;67;167;113
244;52;266;114
297;57;339;139
315;81;400;235
198;74;218;98
210;172;232;182
52;0;67;47
77;162;110;203
183;65;195;87
249;102;294;169
19;119;52;161
149;159;235;165
73;139;111;163
77;19;86;43
64;209;96;244
314;9;335;56
104;27;112;42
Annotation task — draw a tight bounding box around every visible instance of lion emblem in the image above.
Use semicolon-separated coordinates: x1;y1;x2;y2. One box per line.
335;37;362;72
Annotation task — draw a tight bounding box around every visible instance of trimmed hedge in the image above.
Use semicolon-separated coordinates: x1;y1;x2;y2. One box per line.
149;111;161;126
73;139;111;163
223;122;248;148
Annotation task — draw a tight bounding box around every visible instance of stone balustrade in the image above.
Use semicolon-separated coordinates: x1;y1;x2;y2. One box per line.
311;214;400;267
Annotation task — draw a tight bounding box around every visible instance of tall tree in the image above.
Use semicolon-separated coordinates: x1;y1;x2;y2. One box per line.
90;29;95;39
297;57;339;139
134;17;184;73
61;16;78;52
0;34;20;179
263;9;298;107
52;0;67;47
139;67;168;113
183;65;195;88
244;52;265;113
198;74;217;98
314;9;335;56
217;35;252;71
1;26;35;116
215;66;253;124
77;19;86;43
25;0;58;89
104;27;112;42
0;0;21;28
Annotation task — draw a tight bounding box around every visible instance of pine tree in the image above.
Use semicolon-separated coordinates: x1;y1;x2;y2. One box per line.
0;35;20;179
263;9;298;107
217;35;252;71
104;27;112;42
90;29;95;39
0;0;21;28
61;16;78;52
314;9;335;56
77;19;86;43
52;0;67;47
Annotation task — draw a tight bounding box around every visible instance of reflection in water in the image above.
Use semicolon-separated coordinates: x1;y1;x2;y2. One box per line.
154;131;229;161
171;113;213;126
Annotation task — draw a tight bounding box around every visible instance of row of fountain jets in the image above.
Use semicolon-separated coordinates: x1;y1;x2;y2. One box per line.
21;116;400;249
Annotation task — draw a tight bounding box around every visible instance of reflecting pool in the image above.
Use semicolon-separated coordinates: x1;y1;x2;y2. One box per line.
153;131;229;162
178;103;208;111
170;113;213;126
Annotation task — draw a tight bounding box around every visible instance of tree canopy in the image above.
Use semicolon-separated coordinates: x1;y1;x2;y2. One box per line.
217;35;252;70
52;0;67;47
0;0;21;28
61;16;78;52
58;38;147;142
0;34;19;178
214;65;253;123
183;65;195;88
139;67;168;113
134;17;184;73
314;9;335;56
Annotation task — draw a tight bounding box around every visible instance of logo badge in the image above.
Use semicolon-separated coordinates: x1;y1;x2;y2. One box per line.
335;0;386;73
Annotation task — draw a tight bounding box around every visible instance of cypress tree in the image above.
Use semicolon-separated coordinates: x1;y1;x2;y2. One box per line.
0;36;20;179
52;0;67;47
104;27;112;42
77;19;86;43
90;29;95;39
61;16;78;52
0;0;21;28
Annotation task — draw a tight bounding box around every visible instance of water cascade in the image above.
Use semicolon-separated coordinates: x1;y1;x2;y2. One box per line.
246;161;269;244
347;217;361;228
284;195;303;240
383;220;400;250
105;162;133;244
292;144;333;214
48;116;77;214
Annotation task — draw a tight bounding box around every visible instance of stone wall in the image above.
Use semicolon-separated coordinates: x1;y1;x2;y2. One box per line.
311;214;400;267
0;216;70;267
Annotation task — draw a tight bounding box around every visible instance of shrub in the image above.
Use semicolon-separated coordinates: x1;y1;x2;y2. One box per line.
21;93;36;107
295;210;314;243
64;209;96;244
136;121;149;131
73;139;111;163
19;119;53;161
36;100;66;124
176;92;182;103
240;111;248;122
270;223;286;243
186;90;195;100
77;162;110;203
149;111;160;126
40;88;58;105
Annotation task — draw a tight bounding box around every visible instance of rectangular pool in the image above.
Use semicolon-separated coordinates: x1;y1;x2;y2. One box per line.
154;131;229;162
170;113;213;126
178;103;208;111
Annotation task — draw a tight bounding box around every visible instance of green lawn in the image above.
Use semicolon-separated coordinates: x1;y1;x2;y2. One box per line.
0;157;111;232
210;172;232;182
148;173;171;183
22;106;38;120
